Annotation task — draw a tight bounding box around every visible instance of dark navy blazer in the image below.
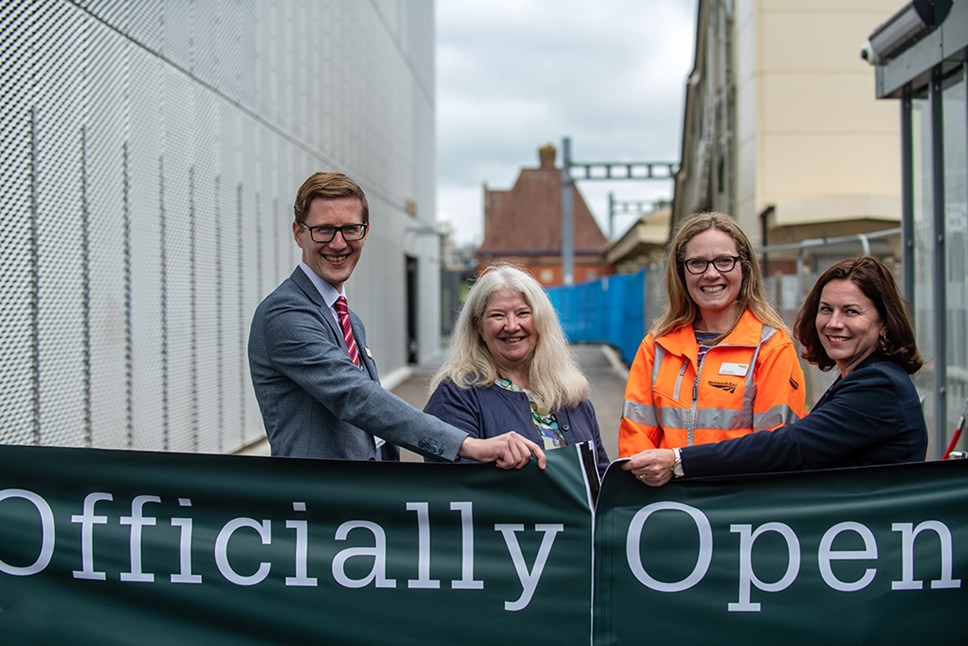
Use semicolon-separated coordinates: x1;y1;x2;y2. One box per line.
682;354;928;477
425;378;611;477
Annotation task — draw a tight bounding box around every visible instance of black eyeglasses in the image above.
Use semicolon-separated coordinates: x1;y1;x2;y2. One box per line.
299;223;368;243
682;255;741;275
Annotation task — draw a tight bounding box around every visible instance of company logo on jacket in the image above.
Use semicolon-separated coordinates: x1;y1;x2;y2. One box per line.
708;380;737;394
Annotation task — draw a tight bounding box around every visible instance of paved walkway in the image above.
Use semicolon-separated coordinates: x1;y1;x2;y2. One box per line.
239;343;629;462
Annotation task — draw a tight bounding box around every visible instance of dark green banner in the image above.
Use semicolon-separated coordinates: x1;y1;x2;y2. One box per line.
0;444;595;645
595;460;968;645
3;443;966;644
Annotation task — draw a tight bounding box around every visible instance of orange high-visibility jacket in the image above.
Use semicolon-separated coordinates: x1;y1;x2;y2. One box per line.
619;308;806;456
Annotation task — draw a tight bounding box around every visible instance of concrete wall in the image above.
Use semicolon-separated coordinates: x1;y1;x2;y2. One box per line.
734;0;901;242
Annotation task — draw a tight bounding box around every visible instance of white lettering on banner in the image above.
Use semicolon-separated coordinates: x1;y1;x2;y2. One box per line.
120;495;161;583
451;501;484;590
891;522;962;590
407;502;441;589
171;498;203;584
286;502;316;586
729;523;801;612
215;518;272;585
624;502;963;612
332;521;397;589
401;501;485;591
626;502;713;592
0;489;55;576
818;521;877;592
71;492;113;581
0;491;563;607
495;523;564;611
0;486;963;616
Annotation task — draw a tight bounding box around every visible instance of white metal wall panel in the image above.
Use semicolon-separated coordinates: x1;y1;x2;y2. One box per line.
116;0;163;53
0;0;439;453
218;1;243;105
161;65;196;452
127;47;166;452
34;4;87;447
160;0;192;73
0;2;39;446
84;17;129;448
192;0;219;89
215;108;237;451
238;116;269;448
192;87;221;453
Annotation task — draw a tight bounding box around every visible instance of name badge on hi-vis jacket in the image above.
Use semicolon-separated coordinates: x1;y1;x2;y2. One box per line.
719;362;749;376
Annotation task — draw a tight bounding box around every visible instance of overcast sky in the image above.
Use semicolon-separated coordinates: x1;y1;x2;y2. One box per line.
435;0;699;246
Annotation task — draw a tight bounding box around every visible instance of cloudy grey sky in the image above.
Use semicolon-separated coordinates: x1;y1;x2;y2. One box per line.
435;0;698;246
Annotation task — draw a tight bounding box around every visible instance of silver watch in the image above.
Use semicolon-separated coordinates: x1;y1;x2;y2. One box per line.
672;447;685;478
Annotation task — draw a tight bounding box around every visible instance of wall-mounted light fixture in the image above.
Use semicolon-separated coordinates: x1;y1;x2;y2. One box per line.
860;0;952;65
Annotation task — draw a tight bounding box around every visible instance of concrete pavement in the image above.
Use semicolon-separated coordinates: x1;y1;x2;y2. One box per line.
238;343;629;462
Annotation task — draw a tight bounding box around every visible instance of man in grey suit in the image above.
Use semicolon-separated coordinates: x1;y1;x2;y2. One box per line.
248;172;545;469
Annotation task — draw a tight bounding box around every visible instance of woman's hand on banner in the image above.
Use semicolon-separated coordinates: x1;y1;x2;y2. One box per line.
622;449;675;486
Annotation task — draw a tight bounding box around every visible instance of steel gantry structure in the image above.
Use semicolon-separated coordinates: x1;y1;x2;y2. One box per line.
560;136;678;285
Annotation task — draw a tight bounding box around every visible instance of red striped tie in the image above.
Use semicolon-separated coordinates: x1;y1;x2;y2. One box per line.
334;296;361;367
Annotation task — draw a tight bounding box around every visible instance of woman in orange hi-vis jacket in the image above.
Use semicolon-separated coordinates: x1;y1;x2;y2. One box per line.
619;212;806;458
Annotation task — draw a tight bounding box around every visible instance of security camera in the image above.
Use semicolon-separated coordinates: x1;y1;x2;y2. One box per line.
860;41;883;65
861;0;953;66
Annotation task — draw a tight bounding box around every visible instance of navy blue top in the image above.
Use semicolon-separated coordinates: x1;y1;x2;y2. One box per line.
682;354;927;477
424;378;611;478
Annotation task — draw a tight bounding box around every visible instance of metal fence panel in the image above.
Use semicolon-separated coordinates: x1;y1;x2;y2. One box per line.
549;270;653;366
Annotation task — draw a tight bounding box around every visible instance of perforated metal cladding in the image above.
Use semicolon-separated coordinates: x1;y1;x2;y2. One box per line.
0;1;438;453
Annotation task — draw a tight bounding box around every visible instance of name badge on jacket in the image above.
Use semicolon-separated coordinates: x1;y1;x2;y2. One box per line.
719;362;749;377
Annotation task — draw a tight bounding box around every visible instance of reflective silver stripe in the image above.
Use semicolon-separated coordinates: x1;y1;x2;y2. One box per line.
651;345;665;386
760;325;777;344
674;362;688;400
643;404;801;433
739;335;765;423
650;406;763;431
754;404;801;430
623;400;658;426
638;402;801;433
649;407;689;428
695;407;754;429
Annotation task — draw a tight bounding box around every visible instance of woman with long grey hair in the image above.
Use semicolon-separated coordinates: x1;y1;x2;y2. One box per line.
425;264;609;477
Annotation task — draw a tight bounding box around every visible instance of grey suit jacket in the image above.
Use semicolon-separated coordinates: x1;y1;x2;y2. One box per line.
248;268;467;461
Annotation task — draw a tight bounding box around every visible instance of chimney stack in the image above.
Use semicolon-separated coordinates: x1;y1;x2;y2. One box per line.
538;144;556;170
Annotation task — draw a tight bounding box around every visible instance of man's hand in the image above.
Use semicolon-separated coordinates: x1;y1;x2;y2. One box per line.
621;448;675;486
458;432;547;470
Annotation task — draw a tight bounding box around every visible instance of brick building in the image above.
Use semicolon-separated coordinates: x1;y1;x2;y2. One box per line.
477;145;611;286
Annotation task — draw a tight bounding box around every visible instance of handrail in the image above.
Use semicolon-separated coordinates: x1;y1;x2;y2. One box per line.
755;227;901;255
755;227;902;302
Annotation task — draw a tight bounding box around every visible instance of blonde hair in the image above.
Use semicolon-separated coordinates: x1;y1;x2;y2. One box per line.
653;211;786;338
430;264;589;411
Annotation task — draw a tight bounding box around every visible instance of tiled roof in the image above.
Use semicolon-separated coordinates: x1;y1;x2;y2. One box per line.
478;149;608;255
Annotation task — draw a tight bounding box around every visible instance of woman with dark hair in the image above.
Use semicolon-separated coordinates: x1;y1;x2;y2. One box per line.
619;212;806;457
624;255;928;486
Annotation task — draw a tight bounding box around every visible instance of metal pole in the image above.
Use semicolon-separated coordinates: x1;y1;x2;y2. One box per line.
608;191;615;240
796;247;805;305
900;89;915;306
930;69;947;456
561;136;574;286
